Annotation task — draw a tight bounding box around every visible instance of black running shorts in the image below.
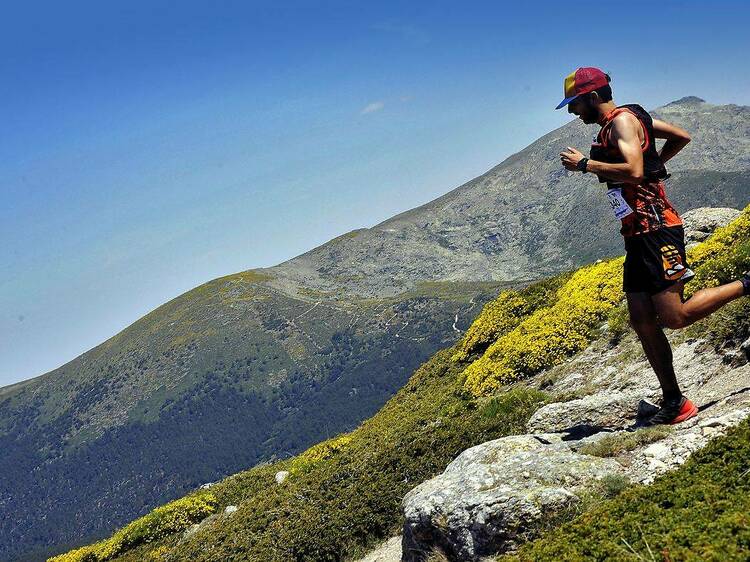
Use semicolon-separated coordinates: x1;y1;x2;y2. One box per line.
623;224;695;295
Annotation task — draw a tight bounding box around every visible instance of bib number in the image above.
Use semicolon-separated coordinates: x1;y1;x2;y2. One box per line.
606;188;634;220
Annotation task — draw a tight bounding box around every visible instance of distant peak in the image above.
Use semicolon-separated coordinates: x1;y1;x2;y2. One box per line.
666;96;706;106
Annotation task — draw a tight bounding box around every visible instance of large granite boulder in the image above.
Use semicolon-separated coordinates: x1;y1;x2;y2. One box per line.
401;434;623;561
526;388;655;434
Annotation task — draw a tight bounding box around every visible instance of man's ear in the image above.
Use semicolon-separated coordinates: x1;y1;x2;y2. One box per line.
588;91;600;105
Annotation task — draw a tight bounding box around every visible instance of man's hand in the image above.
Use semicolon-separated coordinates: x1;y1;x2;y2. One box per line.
560;146;585;171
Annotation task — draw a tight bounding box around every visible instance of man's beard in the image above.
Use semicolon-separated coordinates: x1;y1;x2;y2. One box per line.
578;100;599;124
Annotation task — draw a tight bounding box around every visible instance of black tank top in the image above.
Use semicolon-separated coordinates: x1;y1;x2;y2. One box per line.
589;103;668;188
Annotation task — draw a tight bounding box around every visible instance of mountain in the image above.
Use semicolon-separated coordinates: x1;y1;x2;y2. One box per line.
2;97;749;561
264;96;750;297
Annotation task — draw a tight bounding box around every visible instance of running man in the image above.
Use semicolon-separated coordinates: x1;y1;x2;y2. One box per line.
555;67;750;425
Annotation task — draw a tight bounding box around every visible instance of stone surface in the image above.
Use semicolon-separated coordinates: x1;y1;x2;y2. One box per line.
390;335;750;562
356;536;402;562
401;435;623;561
275;470;290;484
682;207;741;246
526;388;656;434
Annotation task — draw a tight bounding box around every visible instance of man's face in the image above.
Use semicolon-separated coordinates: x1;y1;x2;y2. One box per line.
568;94;599;124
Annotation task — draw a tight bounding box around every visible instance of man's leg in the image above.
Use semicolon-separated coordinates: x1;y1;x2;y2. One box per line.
652;278;745;330
626;292;681;401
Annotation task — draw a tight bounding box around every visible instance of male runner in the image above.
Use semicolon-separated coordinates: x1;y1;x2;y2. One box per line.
555;67;750;425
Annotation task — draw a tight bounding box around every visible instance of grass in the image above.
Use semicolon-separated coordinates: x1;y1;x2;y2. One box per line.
579;426;674;458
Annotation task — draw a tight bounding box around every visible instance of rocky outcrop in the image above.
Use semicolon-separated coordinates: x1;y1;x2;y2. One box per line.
401;435;623;561
396;338;750;561
682;206;741;246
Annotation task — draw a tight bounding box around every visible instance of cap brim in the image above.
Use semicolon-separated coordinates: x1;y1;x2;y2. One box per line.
555;95;578;110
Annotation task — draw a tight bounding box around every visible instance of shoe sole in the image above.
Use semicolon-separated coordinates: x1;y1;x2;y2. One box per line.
670;402;698;424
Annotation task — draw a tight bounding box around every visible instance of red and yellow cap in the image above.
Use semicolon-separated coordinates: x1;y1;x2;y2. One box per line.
555;67;609;109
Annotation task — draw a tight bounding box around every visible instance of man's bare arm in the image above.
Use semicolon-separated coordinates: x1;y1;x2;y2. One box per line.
584;114;645;184
652;118;691;163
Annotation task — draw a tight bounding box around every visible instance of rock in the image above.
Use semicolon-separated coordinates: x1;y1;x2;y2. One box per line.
224;505;238;515
199;482;215;490
275;470;290;484
681;207;740;246
355;536;402;562
526;388;654;434
401;435;623;561
643;442;672;461
180;513;220;542
626;408;750;484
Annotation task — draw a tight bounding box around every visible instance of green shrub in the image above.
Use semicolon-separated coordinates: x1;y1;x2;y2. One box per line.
48;493;217;562
606;301;630;343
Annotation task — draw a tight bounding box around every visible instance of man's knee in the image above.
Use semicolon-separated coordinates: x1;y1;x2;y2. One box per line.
628;312;657;334
658;311;690;330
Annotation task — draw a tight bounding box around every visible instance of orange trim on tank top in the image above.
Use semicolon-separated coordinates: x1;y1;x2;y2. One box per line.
599;107;649;152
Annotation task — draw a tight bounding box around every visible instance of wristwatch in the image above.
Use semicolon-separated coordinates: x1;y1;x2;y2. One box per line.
577;157;589;173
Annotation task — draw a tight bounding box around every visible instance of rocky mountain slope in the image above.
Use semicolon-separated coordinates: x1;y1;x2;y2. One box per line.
2;97;748;561
46;204;750;562
264;96;750;298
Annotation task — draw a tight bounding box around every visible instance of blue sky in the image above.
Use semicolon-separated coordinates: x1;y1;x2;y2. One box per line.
2;0;750;387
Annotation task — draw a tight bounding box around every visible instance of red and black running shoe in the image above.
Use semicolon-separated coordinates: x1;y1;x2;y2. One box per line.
741;270;750;296
646;395;698;426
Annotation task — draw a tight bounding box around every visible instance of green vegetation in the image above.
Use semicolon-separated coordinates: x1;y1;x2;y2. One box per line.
397;279;514;303
460;258;625;396
503;418;750;561
579;426;673;458
49;493;217;562
50;351;547;561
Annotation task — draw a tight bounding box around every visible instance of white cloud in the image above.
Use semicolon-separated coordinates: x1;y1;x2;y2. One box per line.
360;101;385;115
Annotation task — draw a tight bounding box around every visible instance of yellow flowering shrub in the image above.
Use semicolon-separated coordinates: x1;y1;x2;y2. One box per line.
461;258;624;396
289;432;354;475
451;272;574;363
147;545;170;560
48;492;217;562
451;292;530;362
684;204;750;297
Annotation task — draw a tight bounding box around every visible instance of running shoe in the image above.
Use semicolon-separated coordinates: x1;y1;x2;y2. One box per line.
741;270;750;296
645;395;698;426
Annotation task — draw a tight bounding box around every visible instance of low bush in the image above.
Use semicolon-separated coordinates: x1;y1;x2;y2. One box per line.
460;258;624;396
48;493;217;562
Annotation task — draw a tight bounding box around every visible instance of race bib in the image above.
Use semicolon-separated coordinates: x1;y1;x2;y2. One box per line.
606;188;634;220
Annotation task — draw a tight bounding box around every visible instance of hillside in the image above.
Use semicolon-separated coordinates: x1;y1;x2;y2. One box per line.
2;97;749;561
47;203;750;561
